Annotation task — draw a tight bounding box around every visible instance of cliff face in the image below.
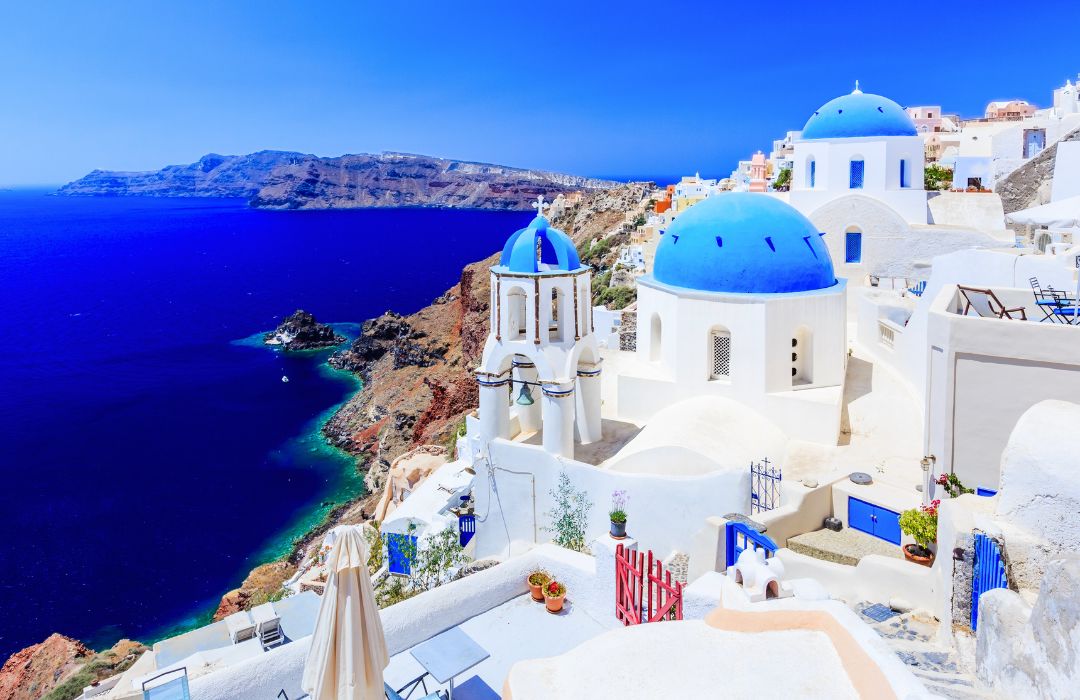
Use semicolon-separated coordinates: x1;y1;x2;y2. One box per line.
0;635;145;700
56;151;309;198
264;310;345;351
996;126;1080;213
58;151;618;210
321;183;651;500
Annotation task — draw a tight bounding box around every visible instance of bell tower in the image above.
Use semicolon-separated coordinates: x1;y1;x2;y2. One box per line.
475;197;602;458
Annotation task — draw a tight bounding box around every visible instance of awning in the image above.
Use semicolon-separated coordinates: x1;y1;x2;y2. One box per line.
1006;195;1080;229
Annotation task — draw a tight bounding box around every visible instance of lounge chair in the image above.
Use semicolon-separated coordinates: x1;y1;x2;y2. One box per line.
224;611;255;644
385;675;446;700
251;602;285;649
957;286;1027;320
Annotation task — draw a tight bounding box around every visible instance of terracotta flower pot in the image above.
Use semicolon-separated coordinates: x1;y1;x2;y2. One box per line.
527;574;549;602
544;593;566;614
904;544;935;567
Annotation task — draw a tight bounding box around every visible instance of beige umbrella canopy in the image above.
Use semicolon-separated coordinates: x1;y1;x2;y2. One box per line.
302;526;390;700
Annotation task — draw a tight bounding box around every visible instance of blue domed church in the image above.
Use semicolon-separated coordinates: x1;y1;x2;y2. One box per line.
619;193;848;444
786;85;930;283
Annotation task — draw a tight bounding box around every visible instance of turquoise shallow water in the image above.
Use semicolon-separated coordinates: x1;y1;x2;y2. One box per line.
0;191;527;659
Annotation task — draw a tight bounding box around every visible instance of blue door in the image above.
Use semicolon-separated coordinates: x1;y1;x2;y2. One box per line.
848;497;901;545
385;533;416;575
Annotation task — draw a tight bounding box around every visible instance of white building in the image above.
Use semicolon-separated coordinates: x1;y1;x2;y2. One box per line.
789;85;928;225
619;193;848;444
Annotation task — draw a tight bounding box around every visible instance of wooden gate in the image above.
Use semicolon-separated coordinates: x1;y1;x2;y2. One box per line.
615;544;683;625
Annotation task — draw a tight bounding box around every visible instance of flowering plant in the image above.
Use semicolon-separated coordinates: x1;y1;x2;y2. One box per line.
543;580;566;598
899;500;939;555
609;489;628;524
527;569;550;587
936;473;973;498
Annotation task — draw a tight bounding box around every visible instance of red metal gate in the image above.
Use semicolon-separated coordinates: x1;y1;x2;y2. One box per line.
615;544;683;625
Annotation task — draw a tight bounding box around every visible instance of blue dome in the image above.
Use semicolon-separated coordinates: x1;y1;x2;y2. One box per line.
498;216;583;274
652;193;836;294
801;91;917;140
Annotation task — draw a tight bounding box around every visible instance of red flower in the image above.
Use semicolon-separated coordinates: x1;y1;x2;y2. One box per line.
936;474;949;486
547;581;559;594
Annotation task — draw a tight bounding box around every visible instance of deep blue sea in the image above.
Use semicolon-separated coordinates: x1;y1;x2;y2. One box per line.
0;190;527;661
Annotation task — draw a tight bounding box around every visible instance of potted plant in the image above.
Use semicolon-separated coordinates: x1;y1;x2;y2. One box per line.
527;569;550;602
899;499;939;567
543;579;567;614
609;489;628;539
936;473;973;499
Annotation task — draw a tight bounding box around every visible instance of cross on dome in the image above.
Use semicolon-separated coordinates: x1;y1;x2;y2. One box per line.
852;79;862;95
532;195;548;219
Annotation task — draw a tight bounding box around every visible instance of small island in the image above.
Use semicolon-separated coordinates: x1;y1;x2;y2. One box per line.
264;310;345;351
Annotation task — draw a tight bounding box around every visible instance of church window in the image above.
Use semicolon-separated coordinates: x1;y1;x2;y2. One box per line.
845;229;862;264
900;159;909;188
849;160;865;189
808;159;816;188
709;329;731;380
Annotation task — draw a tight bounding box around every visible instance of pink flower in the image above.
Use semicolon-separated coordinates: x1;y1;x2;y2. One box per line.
936;474;949;486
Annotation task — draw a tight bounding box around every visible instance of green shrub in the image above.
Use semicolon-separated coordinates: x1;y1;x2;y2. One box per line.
544;470;593;552
925;163;953;191
899;500;939;553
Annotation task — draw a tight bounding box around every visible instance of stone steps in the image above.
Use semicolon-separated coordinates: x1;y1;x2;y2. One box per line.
851;602;1001;699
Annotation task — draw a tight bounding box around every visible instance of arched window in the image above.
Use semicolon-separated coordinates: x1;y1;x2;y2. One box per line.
845;227;862;264
549;287;564;342
807;158;817;189
649;313;662;362
507;287;527;340
709;327;731;380
900;159;909;188
791;326;812;386
849;159;865;189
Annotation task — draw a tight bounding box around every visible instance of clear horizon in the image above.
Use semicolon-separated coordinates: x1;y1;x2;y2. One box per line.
2;1;1079;186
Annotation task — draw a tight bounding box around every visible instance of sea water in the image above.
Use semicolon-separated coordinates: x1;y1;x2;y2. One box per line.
0;190;526;659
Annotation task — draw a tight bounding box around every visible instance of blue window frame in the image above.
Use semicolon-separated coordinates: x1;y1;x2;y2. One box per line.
900;159;909;188
809;160;816;188
849;159;865;189
845;230;862;264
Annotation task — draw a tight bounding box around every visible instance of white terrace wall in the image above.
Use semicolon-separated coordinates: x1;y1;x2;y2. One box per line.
189;545;598;700
856;248;1077;400
925;286;1080;491
471;437;748;562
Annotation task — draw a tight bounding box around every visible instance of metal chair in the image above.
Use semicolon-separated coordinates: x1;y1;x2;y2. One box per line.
385;673;446;700
1030;277;1073;323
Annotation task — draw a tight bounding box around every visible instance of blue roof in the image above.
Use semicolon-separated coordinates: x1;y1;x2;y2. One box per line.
652;193;836;294
802;91;917;140
498;215;583;274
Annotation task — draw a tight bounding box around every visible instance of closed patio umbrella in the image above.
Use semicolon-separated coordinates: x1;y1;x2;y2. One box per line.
302;526;389;699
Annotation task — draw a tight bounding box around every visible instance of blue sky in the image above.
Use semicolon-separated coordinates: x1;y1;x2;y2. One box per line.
2;1;1079;186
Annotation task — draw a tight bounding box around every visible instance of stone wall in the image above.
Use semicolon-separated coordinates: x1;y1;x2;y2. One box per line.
995;125;1080;213
618;309;637;352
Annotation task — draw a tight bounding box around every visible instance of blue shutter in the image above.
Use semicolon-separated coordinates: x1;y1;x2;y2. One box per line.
848;497;875;536
873;506;902;545
849;160;864;189
845;231;862;263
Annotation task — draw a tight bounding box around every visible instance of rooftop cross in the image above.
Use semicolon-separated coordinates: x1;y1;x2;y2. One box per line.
853;79;862;95
532;195;548;219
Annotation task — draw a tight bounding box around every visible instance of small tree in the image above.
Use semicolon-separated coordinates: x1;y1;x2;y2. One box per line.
773;168;792;191
410;525;469;592
924;163;953;191
362;520;384;575
544;470;593;552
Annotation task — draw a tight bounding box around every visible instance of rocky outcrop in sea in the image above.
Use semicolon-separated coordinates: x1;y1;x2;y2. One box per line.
264;310;345;351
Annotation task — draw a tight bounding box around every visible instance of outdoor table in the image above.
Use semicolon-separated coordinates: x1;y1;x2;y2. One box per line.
409;627;490;700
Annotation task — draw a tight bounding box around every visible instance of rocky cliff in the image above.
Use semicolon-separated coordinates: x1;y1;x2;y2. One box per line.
996;126;1080;213
56;151;309;198
58;151;618;210
264;310;345;351
0;636;145;700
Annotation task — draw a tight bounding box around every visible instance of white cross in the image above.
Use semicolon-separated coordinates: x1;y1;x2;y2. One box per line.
532;194;548;218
